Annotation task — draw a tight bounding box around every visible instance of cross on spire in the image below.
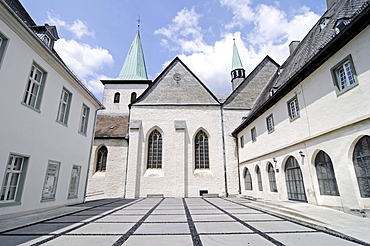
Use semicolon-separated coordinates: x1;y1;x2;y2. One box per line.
137;15;141;29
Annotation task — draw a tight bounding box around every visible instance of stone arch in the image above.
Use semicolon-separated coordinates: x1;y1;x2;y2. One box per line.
193;128;210;170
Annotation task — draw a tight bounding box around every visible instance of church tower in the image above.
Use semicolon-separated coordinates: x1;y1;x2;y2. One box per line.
100;26;151;115
230;39;245;90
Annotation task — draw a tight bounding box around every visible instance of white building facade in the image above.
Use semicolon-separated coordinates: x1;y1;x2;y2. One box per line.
234;0;370;213
0;0;102;217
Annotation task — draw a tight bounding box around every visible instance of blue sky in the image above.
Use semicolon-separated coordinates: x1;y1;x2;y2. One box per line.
21;0;327;100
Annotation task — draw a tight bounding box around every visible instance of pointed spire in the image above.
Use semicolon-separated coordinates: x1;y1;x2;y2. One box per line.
232;38;244;70
117;29;148;80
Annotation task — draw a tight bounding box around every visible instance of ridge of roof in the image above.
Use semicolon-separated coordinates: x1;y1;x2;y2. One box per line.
117;30;148;80
233;0;370;136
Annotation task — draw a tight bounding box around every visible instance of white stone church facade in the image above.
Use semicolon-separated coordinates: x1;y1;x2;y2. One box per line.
87;0;370;214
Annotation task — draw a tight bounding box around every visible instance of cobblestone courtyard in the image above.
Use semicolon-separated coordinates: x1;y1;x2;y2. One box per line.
0;197;367;246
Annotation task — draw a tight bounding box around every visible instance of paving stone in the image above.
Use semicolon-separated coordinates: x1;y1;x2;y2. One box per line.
145;214;187;222
192;214;235;222
233;213;283;221
67;222;135;234
199;234;275;246
124;235;193;246
47;215;98;223
195;221;253;233
152;209;185;215
43;235;121;246
134;222;190;234
247;221;316;233
0;235;51;246
95;215;144;222
3;223;78;235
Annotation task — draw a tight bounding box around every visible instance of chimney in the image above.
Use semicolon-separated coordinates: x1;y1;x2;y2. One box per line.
289;41;300;55
326;0;336;9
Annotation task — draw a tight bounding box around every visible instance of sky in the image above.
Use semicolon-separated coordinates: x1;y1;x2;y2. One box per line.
20;0;328;101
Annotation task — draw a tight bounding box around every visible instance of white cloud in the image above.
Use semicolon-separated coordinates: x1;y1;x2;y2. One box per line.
54;38;114;95
46;13;95;39
155;1;320;95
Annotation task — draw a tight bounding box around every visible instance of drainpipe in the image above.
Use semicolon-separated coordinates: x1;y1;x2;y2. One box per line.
220;105;229;197
123;103;132;198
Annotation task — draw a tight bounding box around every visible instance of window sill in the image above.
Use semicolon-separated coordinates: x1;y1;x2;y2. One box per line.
0;201;21;207
41;198;56;202
21;102;41;113
289;115;300;122
335;82;358;96
56;120;68;127
68;196;78;199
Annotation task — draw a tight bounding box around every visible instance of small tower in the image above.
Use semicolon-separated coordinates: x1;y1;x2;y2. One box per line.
100;23;151;115
231;38;245;90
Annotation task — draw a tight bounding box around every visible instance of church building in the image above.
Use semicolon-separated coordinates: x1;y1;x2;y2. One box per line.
87;0;370;214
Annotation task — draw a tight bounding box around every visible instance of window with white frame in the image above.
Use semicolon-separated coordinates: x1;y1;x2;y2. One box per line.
266;114;274;133
68;165;81;198
331;55;358;94
1;154;28;204
57;88;72;125
287;96;299;120
23;64;46;110
79;104;90;135
0;32;9;68
41;161;60;201
251;127;257;142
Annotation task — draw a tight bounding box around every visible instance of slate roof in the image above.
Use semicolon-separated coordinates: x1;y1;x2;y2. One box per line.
94;115;129;138
133;57;220;105
4;0;35;26
233;0;370;135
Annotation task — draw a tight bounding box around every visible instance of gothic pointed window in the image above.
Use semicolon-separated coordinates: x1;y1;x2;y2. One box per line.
96;146;107;172
268;163;277;192
353;136;370;197
315;151;339;196
256;166;263;191
147;130;162;169
195;130;209;169
244;168;252;190
114;92;120;103
130;92;137;104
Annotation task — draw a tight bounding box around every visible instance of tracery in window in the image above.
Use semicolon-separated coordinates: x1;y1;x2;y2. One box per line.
147;129;162;169
96;146;107;172
195;130;209;169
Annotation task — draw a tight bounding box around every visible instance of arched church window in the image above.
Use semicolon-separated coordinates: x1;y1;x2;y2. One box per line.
353;136;370;197
96;146;107;172
315;150;339;196
130;92;137;104
268;163;277;192
114;92;120;103
147;129;162;169
195;130;209;169
256;166;263;191
285;156;307;202
244;168;252;190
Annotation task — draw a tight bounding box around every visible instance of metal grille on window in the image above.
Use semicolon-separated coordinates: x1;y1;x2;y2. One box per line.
256;166;263;191
96;146;108;171
353;136;370;198
267;115;274;132
315;151;340;196
195;130;209;169
147;130;162;169
290;99;299;119
244;168;252;190
285;156;307;202
268;163;277;192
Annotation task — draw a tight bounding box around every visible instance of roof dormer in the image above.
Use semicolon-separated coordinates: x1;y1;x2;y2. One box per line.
32;24;59;49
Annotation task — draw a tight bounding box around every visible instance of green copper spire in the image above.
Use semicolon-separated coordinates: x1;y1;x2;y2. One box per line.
117;30;148;80
231;39;244;70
